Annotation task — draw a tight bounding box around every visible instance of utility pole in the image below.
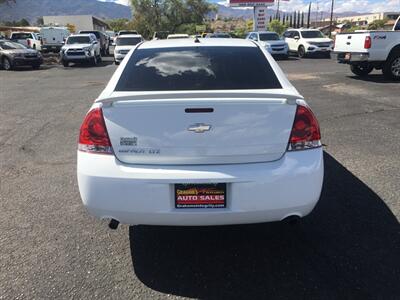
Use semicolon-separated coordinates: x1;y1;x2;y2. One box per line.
307;1;311;28
329;0;334;37
276;0;280;19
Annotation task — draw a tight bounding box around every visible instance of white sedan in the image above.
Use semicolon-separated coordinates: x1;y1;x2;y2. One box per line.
77;38;324;227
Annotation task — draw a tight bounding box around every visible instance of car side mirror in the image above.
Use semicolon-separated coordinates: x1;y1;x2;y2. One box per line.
93;41;98;44
294;36;300;40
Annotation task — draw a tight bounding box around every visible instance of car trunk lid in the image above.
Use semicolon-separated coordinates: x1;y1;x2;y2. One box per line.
99;92;298;165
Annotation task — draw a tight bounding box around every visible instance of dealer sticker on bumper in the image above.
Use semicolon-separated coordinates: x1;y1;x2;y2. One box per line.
175;183;226;209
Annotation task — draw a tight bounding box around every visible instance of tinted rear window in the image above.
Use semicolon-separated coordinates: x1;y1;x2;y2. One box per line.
115;46;281;91
80;31;100;38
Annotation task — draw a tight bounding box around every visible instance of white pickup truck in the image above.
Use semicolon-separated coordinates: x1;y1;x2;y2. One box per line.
334;17;400;80
9;32;42;51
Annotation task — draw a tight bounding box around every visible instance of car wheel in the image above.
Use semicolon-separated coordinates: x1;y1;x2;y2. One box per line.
298;46;306;58
63;61;69;67
115;61;120;65
33;45;36;50
2;57;12;71
350;64;374;77
382;52;400;81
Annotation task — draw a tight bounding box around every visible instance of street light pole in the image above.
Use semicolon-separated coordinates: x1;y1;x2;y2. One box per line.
329;0;334;37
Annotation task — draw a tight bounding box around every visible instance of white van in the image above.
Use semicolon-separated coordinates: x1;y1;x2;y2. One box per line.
40;27;70;53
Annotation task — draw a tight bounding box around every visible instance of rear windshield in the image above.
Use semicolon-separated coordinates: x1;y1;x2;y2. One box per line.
80;31;100;38
301;31;324;38
116;37;142;46
259;33;280;41
0;41;26;49
67;36;90;44
11;33;31;39
119;31;138;35
115;46;282;91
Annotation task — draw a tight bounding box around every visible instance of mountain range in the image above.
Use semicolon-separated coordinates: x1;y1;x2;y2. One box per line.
0;0;364;24
0;0;132;23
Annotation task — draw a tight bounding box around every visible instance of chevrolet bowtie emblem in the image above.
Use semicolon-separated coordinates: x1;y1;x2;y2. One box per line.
188;123;212;133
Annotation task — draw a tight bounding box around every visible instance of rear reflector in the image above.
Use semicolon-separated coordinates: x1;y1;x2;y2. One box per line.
288;105;321;151
78;107;113;154
364;36;372;49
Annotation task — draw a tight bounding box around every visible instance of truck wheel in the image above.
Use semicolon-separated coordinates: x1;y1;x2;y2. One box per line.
350;64;373;77
382;53;400;81
2;57;12;70
298;46;306;58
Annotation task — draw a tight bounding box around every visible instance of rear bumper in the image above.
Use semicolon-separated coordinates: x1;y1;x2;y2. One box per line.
77;148;324;226
42;45;62;52
336;52;370;63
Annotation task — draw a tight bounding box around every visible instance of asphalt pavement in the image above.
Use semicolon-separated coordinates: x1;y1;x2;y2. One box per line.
0;55;399;299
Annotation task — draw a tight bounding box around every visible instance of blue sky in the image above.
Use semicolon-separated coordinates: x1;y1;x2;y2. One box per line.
112;0;399;13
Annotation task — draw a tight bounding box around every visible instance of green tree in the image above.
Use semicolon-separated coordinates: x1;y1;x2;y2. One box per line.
368;18;388;30
108;18;130;32
268;19;288;35
130;0;216;39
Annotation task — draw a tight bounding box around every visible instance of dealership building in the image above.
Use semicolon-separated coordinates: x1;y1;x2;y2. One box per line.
42;15;110;33
325;12;400;26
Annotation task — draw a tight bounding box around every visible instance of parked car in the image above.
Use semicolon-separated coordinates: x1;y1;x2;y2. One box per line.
283;29;333;58
77;38;323;228
79;30;110;56
334;16;400;80
10;32;42;51
114;34;144;65
60;34;101;67
0;40;43;70
247;31;289;59
204;32;231;38
167;34;190;39
40;27;70;53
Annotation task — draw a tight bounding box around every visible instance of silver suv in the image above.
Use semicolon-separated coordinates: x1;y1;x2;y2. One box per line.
60;34;101;67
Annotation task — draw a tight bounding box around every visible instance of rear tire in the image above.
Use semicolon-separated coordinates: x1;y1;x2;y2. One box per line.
298;46;306;58
382;52;400;81
2;57;12;70
350;64;374;77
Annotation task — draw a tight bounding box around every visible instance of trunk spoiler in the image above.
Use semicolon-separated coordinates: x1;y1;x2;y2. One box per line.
95;91;302;106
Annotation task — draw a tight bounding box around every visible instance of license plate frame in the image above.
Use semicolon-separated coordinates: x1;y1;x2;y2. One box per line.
175;183;227;209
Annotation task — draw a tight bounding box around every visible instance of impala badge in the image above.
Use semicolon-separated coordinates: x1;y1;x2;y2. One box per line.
188;123;212;133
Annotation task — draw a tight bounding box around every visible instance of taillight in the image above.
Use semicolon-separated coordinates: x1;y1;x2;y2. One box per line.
364;36;372;49
78;107;113;154
288;105;321;151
